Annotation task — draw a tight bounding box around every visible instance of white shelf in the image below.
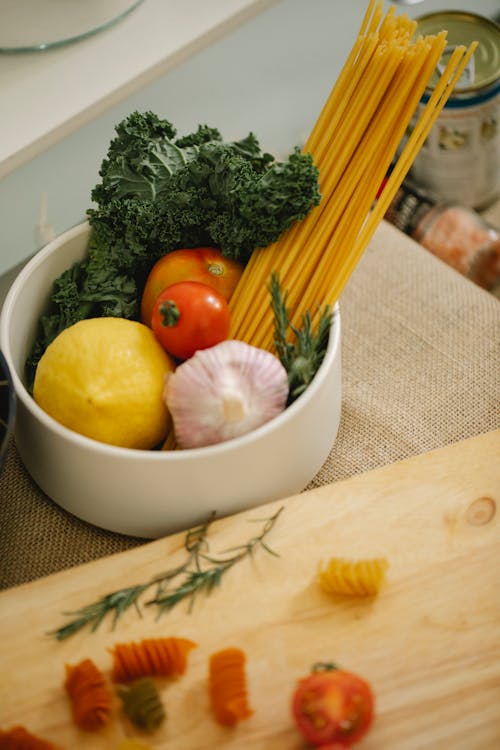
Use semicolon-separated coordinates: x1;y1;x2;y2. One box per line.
0;0;277;179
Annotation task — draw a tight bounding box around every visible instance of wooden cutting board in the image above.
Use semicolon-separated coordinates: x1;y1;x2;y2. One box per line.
0;430;499;749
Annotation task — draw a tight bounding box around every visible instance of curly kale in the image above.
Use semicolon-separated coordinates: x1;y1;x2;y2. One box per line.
26;111;321;387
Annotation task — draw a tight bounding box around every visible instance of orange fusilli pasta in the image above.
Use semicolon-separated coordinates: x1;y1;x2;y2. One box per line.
0;726;56;749
209;647;253;726
64;658;112;731
110;637;197;683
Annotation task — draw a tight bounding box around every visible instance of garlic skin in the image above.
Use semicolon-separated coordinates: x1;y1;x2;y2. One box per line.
165;340;289;448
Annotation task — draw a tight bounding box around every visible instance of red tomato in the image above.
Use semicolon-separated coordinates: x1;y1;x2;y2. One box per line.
291;665;375;748
151;281;230;360
141;247;243;326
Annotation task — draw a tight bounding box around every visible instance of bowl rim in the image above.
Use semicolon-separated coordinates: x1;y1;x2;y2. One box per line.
0;222;341;461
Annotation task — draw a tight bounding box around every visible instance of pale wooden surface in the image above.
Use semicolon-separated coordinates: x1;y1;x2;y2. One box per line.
0;430;499;749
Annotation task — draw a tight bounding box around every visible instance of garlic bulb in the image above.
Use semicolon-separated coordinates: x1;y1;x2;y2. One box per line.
165;340;289;448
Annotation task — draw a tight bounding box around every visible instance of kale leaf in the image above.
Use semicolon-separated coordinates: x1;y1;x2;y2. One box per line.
26;111;321;387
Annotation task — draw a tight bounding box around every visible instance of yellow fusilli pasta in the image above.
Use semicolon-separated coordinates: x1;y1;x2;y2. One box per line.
318;557;389;597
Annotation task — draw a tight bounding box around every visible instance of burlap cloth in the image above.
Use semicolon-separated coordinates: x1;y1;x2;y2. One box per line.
1;220;499;590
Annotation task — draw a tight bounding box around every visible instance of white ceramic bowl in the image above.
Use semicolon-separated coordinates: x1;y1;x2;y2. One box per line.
0;222;342;538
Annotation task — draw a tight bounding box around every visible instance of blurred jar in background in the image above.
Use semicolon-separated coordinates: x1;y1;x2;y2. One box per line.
386;182;500;295
400;11;500;210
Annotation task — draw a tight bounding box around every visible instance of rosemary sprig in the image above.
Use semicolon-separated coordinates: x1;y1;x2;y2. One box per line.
50;508;283;641
50;516;211;641
148;506;283;615
270;272;333;402
50;585;151;641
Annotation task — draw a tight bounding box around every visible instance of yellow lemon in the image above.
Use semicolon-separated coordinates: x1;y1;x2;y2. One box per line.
33;317;175;449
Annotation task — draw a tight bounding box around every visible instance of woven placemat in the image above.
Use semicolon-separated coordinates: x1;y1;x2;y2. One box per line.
1;221;499;589
310;221;500;487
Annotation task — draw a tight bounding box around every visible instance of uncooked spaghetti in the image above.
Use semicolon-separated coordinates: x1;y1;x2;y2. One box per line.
228;0;477;352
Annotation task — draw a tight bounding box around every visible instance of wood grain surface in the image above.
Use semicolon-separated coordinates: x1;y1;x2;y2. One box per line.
0;430;499;749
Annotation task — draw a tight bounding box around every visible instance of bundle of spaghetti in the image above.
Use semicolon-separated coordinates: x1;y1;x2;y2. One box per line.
318;556;389;597
228;2;413;339
228;0;478;353
306;41;477;325
117;678;166;732
209;647;253;726
0;726;56;750
64;658;112;732
227;0;385;338
109;636;197;683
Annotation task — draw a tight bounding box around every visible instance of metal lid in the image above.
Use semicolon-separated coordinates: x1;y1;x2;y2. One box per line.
416;11;500;92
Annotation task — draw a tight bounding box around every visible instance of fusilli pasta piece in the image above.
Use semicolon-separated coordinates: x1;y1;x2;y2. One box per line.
209;647;253;726
318;557;389;597
0;725;56;749
118;679;166;732
64;658;112;731
110;637;197;683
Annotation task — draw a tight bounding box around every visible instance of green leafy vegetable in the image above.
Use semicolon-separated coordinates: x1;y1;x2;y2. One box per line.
269;272;333;403
26;112;320;387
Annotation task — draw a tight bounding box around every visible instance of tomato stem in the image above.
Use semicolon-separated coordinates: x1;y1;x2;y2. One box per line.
159;300;180;327
207;262;224;277
311;662;339;673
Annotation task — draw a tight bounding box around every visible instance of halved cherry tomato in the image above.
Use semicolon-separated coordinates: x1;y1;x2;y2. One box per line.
291;664;375;748
151;281;230;360
141;247;244;326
